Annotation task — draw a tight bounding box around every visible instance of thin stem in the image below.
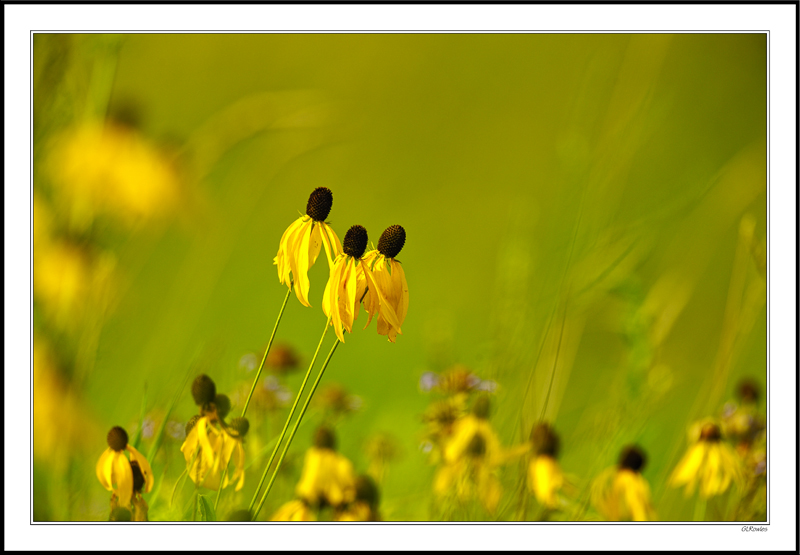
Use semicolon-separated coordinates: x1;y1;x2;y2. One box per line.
539;300;569;421
252;337;340;521
247;317;331;514
191;492;199;522
241;284;293;418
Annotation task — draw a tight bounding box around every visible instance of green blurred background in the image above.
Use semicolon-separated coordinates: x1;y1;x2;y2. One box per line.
33;33;766;521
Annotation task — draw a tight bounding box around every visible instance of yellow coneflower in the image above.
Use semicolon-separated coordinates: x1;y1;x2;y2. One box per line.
335;475;382;522
180;375;246;491
669;422;744;498
528;423;565;510
274;187;343;307
219;417;249;491
592;446;656;521
294;427;357;509
96;426;154;508
434;396;527;514
130;461;150;521
46;121;181;227
323;225;400;343
362;225;409;343
270;499;316;522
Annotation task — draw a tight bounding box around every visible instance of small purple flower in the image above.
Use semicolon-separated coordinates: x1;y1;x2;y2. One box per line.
477;380;498;393
166;420;184;440
239;353;258;373
419;372;439;392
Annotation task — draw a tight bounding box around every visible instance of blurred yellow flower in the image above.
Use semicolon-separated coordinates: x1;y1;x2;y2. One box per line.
274;187;342;307
271;499;316;521
46;121;181;227
335;475;381;521
530;456;564;509
434;396;527;514
34;241;90;323
180;415;247;491
294;427;356;508
96;426;154;508
528;423;565;509
33;338;98;465
323;225;400;343
592;446;656;521
669;422;743;498
362;225;409;343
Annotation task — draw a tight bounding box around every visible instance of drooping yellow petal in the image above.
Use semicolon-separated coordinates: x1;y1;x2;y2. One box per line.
126;444;154;493
325;256;348;343
308;223;323;267
392;259;409;328
274;216;306;285
114;452;134;508
700;444;723;498
618;471;652;521
96;448;115;491
294;221;315;307
197;417;216;470
443;416;481;464
319;222;342;271
232;442;246;491
531;455;563;508
343;258;358;333
363;260;401;332
434;464;456;497
670;443;706;496
360;252;383;329
296;447;325;504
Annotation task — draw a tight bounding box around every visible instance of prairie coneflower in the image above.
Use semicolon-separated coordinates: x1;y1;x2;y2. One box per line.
274;187;343;307
323;225;400;343
335;475;382;521
294;427;357;509
592;446;656;521
96;426;154;508
669;422;744;498
528;423;565;510
362;225;409;343
434;396;527;514
181;375;246;491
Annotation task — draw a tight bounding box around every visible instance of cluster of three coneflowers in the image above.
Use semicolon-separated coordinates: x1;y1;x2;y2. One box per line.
96;187;409;521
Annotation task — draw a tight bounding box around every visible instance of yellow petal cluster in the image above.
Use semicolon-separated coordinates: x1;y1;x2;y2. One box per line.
95;444;154;508
528;455;565;509
46;122;181;226
274;216;342;307
669;440;743;498
322;253;400;343
362;251;409;343
180;417;245;491
433;414;526;514
295;446;357;508
592;467;656;521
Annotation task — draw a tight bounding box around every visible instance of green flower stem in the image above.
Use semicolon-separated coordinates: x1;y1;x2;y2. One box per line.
252;337;341;521
240;284;293;418
247;317;331;514
214;284;293;513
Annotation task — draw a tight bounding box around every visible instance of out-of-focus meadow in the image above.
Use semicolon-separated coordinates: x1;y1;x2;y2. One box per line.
33;33;766;522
